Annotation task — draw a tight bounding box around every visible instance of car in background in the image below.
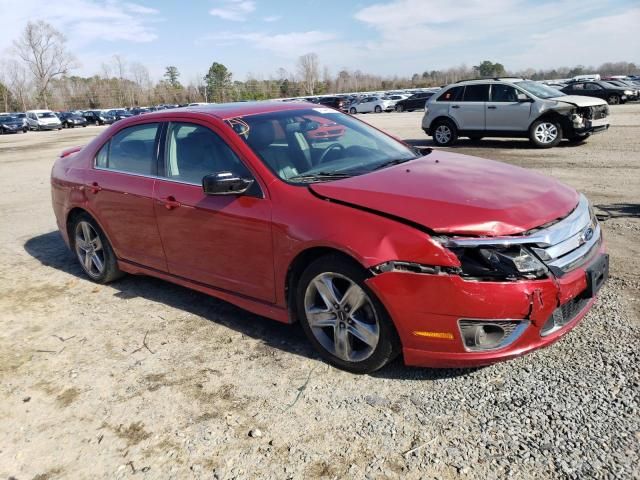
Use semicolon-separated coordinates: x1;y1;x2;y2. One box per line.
107;109;134;121
58;112;88;128
422;78;609;148
82;110;115;126
316;96;350;112
0;113;28;134
349;96;394;114
394;92;435;112
26;110;62;131
50;102;608;373
304;114;346;141
602;80;639;101
129;107;151;115
14;112;28;129
561;80;633;105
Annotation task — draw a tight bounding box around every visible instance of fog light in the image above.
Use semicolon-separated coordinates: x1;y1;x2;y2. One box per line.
458;320;527;352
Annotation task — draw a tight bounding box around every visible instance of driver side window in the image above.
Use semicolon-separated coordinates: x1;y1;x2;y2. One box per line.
164;122;250;185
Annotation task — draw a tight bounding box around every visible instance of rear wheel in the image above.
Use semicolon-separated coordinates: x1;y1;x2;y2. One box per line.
374;105;382;113
431;120;458;146
296;255;400;374
349;107;357;114
71;213;123;283
395;104;404;112
607;95;620;105
529;119;562;148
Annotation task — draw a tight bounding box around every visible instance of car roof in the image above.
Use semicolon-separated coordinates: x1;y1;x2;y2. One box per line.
452;78;525;86
130;101;322;121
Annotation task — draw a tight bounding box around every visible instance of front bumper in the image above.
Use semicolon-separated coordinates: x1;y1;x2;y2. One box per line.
576;117;610;135
365;243;607;368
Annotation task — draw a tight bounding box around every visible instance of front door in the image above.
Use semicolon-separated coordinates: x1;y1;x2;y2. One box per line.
87;122;167;271
486;84;532;131
153;121;275;303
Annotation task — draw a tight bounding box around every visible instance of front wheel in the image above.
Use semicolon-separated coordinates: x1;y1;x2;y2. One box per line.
71;214;124;283
296;255;400;374
349;107;357;114
529;119;562;148
374;105;382;113
607;95;620;105
395;104;404;112
431;120;458;146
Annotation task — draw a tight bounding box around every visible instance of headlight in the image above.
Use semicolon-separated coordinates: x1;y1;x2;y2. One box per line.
450;245;547;280
624;90;632;95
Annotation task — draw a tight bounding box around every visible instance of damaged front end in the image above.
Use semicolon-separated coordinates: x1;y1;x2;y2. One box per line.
568;104;610;135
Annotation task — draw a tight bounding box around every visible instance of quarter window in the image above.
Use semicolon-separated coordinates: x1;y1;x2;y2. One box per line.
95;123;160;175
437;86;463;102
462;84;490;102
163;122;250;185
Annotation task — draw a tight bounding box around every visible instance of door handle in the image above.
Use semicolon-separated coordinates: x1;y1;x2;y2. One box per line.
160;196;181;210
87;182;102;194
487;106;497;109
451;105;460;109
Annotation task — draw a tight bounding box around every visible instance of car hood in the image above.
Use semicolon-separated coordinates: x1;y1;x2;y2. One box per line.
553;95;608;107
1;119;22;126
309;151;579;237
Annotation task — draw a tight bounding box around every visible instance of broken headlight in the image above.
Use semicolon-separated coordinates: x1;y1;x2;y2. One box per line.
451;245;546;280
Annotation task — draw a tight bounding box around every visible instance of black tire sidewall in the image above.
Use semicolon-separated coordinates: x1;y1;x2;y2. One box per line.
71;213;123;284
295;254;400;374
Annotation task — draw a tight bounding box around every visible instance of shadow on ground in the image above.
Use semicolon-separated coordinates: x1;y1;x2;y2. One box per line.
595;203;640;220
24;230;473;381
403;138;587;150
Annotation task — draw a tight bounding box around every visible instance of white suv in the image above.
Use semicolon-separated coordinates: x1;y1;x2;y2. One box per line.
26;110;62;131
422;78;610;148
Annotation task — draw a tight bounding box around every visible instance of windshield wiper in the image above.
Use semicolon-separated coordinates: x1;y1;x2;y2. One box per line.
371;157;418;171
288;171;354;182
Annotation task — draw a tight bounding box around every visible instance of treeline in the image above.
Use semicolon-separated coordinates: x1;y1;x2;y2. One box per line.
0;21;637;112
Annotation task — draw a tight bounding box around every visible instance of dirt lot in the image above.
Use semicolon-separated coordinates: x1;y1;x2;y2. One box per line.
0;108;638;480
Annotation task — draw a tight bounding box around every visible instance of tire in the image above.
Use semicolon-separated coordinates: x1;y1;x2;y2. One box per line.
529;119;562;148
607;95;620;105
70;213;124;284
431;119;458;146
95;120;100;126
296;254;400;374
395;104;404;112
374;105;382;113
349;107;357;114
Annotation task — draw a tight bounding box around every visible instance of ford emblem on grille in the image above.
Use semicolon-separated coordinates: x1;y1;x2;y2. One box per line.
581;226;594;244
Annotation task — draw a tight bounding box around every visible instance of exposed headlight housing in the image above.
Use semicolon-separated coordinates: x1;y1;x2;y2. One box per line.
450;245;547;280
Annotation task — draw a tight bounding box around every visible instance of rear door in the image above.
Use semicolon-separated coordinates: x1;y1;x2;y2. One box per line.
450;84;488;130
153;120;275;303
485;84;532;131
87;122;167;271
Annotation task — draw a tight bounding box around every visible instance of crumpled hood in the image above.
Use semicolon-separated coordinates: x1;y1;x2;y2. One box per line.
310;151;579;236
553;95;608;108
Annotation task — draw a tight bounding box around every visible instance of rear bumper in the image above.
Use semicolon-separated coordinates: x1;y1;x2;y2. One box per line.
365;244;606;368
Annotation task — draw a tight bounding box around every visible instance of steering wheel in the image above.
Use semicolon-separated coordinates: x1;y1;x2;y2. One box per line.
317;143;345;164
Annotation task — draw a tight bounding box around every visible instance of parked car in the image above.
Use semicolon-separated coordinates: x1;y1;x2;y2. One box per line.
51;102;608;373
107;109;134;121
316;96;350;112
303;114;346;141
129;107;152;115
26;110;62;131
14;112;28;129
422;78;610;148
58;112;88;128
394;92;435;112
561;80;633;105
602;80;639;101
82;110;115;126
0;113;28;134
349;96;394;114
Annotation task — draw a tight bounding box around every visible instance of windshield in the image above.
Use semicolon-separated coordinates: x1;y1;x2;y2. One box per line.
36;112;56;118
515;81;565;99
227;108;418;183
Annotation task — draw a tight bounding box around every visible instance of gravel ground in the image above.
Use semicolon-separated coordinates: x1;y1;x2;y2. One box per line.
0;107;639;480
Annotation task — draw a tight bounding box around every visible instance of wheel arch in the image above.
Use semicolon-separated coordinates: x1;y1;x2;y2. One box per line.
65;207;113;252
532;110;572;134
429;115;459;132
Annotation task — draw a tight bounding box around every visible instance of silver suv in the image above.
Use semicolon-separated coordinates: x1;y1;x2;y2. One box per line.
422;78;610;148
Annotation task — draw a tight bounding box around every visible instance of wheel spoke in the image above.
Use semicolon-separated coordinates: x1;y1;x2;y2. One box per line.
76;239;89;251
91;254;104;272
81;222;92;242
313;276;340;309
348;318;379;348
334;325;351;361
83;250;93;271
307;308;337;328
340;284;366;313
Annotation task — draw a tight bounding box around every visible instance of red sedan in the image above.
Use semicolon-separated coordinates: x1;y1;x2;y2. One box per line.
51;102;608;373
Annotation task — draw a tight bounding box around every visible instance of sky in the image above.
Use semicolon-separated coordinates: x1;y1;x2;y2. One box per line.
0;0;638;83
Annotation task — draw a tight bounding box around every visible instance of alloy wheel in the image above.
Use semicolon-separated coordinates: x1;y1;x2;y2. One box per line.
608;95;620;105
534;122;558;144
304;272;380;362
434;124;452;144
75;221;106;278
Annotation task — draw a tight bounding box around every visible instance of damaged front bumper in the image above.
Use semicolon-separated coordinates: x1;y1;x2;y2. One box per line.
366;243;607;367
571;105;610;135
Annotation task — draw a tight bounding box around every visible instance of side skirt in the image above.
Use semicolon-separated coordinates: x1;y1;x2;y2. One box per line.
118;259;290;324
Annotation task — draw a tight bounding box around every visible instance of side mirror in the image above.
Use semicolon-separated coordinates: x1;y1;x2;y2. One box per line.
517;93;532;102
202;172;254;196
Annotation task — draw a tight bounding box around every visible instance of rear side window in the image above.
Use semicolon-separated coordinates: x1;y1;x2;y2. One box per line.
164;122;250;185
436;86;463;102
462;84;490;102
95;123;160;175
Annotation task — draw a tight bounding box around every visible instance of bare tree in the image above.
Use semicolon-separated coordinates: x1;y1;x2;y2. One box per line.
297;53;319;95
5;60;32;111
12;21;76;108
